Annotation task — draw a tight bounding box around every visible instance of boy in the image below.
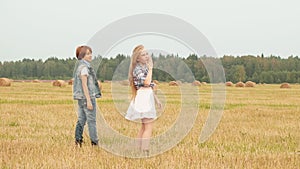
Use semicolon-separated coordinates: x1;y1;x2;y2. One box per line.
73;45;101;147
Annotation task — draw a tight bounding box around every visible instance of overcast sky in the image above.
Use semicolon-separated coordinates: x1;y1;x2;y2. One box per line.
0;0;299;61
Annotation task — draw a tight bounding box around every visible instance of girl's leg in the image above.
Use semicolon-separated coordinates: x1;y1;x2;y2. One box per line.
141;118;153;151
136;123;145;149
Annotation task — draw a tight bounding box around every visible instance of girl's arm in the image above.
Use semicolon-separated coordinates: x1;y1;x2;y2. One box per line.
81;75;93;110
153;89;162;109
144;56;153;86
144;68;152;86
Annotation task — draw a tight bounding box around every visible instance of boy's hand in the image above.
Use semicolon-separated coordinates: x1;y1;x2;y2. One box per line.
87;100;93;110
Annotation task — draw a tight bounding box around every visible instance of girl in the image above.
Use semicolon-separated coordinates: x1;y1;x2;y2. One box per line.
73;45;101;147
125;45;161;154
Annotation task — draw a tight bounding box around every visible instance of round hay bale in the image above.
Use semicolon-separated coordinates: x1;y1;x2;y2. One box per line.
153;80;159;85
235;81;245;87
280;83;291;88
176;80;182;85
201;82;207;85
245;81;255;87
52;80;67;87
68;79;74;85
169;81;178;86
32;79;40;83
120;80;129;86
192;80;201;86
225;81;234;87
0;78;11;86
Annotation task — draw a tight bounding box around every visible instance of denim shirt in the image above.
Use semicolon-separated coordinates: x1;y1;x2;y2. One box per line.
73;60;101;100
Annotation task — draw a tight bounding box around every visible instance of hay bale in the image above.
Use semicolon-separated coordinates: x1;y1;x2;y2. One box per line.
201;82;207;85
153;80;159;85
225;81;234;87
32;79;40;83
169;81;178;86
52;80;67;87
235;81;245;87
192;80;201;86
280;83;291;88
0;78;11;86
176;80;182;85
120;80;129;86
68;79;74;85
245;81;255;87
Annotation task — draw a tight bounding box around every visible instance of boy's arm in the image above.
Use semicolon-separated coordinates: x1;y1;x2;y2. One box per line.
81;75;93;110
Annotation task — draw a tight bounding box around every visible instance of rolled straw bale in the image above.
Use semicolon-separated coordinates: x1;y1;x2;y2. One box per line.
225;81;234;87
176;80;182;85
32;79;40;83
280;83;291;88
192;80;201;86
68;79;74;85
245;81;255;87
153;80;159;85
52;80;67;87
0;78;11;86
169;81;178;86
235;81;245;87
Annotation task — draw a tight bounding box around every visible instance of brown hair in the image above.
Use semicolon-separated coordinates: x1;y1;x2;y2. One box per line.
128;45;144;99
76;45;92;60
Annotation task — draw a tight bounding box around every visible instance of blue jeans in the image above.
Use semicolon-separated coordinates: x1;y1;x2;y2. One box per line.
75;98;98;144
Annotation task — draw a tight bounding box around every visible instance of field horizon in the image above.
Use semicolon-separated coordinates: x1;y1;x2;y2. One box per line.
0;82;299;168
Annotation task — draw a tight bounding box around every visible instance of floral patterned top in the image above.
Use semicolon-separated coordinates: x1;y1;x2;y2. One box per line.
133;63;155;90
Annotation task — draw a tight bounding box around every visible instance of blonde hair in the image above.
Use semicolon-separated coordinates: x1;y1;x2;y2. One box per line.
129;45;144;99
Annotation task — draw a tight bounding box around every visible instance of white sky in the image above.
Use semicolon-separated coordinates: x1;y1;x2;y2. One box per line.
0;0;299;61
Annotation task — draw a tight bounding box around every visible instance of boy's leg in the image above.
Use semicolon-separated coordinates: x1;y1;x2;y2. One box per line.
86;98;99;145
75;99;87;146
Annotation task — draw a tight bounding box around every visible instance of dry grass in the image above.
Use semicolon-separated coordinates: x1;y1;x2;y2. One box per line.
119;80;129;86
0;82;299;168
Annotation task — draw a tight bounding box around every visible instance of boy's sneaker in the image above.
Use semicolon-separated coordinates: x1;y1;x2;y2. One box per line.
75;140;83;147
91;141;98;146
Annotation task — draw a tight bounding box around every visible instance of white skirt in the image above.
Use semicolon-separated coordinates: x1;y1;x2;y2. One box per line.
125;88;157;121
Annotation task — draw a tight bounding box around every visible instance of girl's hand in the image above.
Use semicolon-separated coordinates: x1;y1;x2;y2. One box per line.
87;100;93;110
156;101;162;109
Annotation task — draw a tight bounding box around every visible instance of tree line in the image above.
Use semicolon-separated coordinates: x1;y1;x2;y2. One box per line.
0;54;300;83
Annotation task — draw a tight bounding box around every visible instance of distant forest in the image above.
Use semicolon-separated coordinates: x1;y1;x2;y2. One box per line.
1;54;300;84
